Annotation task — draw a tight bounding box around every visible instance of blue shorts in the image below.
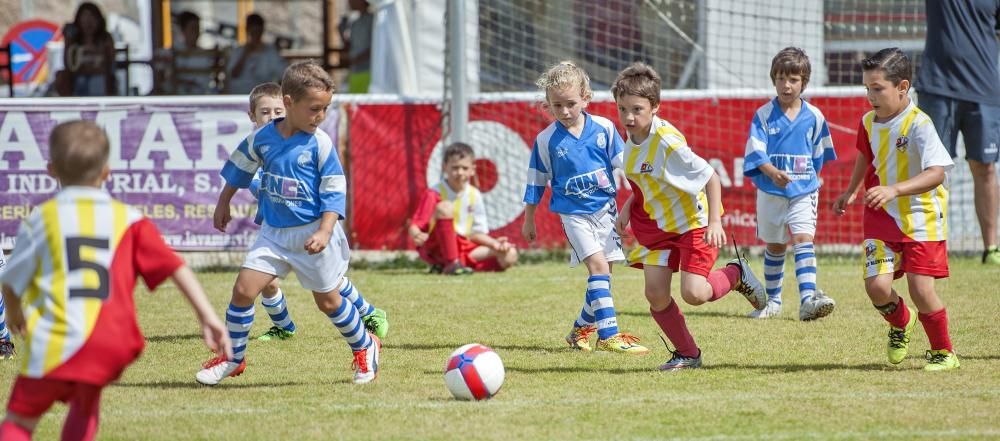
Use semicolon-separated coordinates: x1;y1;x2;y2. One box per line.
919;92;1000;163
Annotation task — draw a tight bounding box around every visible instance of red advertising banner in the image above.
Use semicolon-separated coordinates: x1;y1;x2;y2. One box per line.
348;96;871;251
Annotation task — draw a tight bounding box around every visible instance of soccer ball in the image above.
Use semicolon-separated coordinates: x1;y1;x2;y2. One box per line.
444;343;505;400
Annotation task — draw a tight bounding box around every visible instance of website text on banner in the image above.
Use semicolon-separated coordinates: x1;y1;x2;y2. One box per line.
349;97;870;251
0;100;339;250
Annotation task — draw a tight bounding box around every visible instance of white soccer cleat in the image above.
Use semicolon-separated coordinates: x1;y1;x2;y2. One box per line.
352;333;381;384
799;290;836;321
727;258;767;310
748;301;782;319
195;355;246;385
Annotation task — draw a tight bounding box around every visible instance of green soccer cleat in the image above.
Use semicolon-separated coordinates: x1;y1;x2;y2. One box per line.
257;326;296;341
923;349;961;371
983;246;1000;265
362;308;389;339
886;308;917;364
565;325;596;352
596;333;649;355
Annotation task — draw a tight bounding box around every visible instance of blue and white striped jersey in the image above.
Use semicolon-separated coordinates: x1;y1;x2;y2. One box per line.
743;98;837;198
221;119;346;227
523;112;624;214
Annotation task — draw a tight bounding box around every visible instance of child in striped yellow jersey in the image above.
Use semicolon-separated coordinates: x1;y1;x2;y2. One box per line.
0;121;232;440
611;62;767;371
409;142;518;275
833;48;959;371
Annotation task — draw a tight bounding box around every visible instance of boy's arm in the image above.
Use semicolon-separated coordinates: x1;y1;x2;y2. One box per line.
305;212;338;255
833;150;869;215
213;184;239;232
521;204;538;242
756;163;792;188
169;266;233;359
703;172;726;248
864;166;946;209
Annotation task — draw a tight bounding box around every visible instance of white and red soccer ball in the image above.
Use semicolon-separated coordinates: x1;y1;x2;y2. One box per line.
444;344;505;400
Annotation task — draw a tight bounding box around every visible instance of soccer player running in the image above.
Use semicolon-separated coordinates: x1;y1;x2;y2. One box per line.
200;61;381;385
742;47;838;320
242;82;388;342
408;142;519;275
522;61;648;355
612;62;767;371
833;48;960;371
0;121;231;440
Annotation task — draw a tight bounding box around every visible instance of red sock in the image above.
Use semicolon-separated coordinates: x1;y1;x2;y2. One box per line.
707;265;741;301
881;297;911;329
62;384;102;441
918;308;953;352
433;219;459;263
0;420;32;441
650;300;699;357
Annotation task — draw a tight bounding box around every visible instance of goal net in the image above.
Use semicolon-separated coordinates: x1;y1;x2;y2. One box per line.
459;0;989;253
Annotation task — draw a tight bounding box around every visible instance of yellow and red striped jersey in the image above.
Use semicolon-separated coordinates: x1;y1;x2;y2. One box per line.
412;181;489;238
624;117;716;244
0;187;182;384
858;101;954;242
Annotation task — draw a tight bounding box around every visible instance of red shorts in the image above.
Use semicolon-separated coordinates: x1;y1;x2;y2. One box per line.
628;227;719;277
862;239;949;279
418;235;503;272
7;376;103;418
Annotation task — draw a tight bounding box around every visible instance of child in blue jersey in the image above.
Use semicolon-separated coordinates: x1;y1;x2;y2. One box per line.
0;252;11;359
522;61;648;354
242;83;388;342
744;47;838;320
199;61;381;385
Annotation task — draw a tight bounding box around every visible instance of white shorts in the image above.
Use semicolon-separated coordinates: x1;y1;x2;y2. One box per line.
756;189;818;243
559;201;626;267
243;220;351;293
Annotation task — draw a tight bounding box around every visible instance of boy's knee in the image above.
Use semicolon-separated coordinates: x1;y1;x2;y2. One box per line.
261;281;280;296
644;288;672;310
679;288;706;306
433;201;454;219
312;290;343;314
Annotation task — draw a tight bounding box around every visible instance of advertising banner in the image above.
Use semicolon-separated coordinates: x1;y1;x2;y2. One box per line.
0;98;339;250
349;96;871;251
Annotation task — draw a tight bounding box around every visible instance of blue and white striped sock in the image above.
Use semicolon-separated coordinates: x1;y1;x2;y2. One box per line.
261;289;295;332
340;278;374;317
573;295;596;328
763;249;786;305
587;275;619;340
794;242;817;304
0;295;9;341
328;298;371;352
226;303;254;363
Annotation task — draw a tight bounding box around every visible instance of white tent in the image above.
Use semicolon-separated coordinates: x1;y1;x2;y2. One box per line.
369;0;479;95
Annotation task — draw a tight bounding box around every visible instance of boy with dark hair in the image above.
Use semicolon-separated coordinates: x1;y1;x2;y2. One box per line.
834;48;960;371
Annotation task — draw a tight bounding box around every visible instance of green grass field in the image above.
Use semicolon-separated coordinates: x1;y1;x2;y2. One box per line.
3;257;999;440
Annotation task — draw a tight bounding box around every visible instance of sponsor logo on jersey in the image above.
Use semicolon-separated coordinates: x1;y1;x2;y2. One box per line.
640;162;654;174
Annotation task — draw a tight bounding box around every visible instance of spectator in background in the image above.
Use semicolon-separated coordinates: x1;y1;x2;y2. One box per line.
338;0;372;93
917;0;1000;265
169;11;218;95
574;0;646;74
63;2;116;96
225;14;287;94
